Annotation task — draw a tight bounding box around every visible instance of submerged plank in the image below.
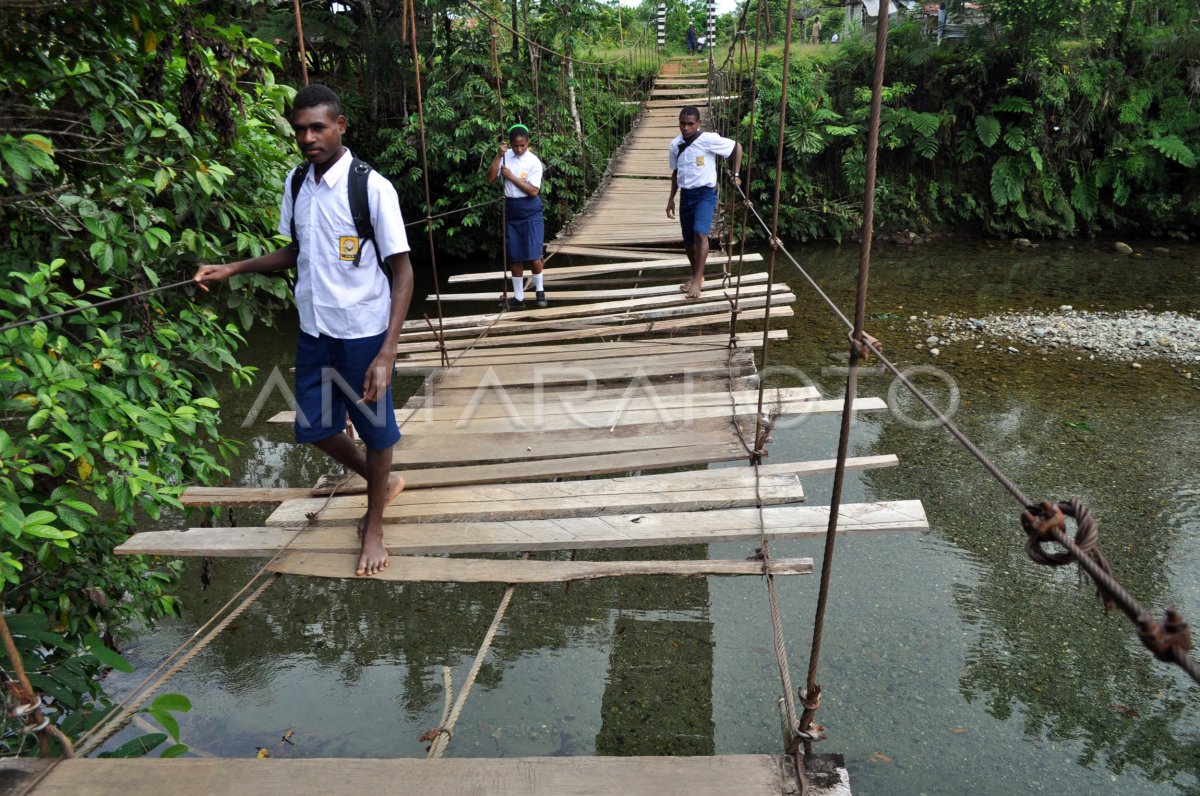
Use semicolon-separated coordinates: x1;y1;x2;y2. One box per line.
268;553;814;582
17;755;789;795
117;500;928;557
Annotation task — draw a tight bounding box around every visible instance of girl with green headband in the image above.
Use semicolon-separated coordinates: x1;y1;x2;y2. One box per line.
487;123;547;309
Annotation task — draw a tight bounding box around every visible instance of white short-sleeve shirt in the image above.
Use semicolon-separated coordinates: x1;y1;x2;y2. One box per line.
668;131;736;189
502;150;544;198
278;149;410;339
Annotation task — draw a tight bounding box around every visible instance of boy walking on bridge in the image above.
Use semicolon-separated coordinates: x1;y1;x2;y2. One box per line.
665;105;742;299
194;84;413;578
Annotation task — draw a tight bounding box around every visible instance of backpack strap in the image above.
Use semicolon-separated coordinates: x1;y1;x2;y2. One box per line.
288;157;389;281
348;157;385;271
288;163;310;249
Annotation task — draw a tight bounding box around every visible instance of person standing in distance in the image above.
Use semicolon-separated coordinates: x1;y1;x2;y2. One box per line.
487;123;547;309
665;105;742;299
193;84;412;577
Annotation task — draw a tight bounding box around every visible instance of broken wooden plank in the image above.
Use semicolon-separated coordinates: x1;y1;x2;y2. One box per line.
268;553;814;582
116;500;928;557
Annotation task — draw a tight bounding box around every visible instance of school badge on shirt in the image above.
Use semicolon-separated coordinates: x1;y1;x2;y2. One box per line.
695;155;705;166
339;236;360;262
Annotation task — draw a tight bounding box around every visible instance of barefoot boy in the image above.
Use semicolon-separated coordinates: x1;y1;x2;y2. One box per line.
194;84;412;576
665;106;742;298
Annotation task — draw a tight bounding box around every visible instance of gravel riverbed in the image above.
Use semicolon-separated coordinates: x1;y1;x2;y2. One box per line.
913;306;1200;369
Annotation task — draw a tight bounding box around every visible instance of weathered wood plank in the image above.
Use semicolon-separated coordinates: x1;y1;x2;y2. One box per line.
448;252;761;283
395;331;784;368
408;282;789;331
268;553;814;582
393;304;793;354
429;271;771;303
181;454;898;510
543;244;682;259
117;500;928;557
266;470;808;525
270;395;883;431
392;396;887;434
313;444;748;492
13;755;789;796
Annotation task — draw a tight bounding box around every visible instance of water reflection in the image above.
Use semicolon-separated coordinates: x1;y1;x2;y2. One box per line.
106;240;1200;794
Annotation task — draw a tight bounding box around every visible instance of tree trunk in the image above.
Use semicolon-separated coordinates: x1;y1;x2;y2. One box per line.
566;58;587;184
511;0;520;61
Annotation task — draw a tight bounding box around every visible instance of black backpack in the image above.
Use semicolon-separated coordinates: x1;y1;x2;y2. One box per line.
288;157;386;274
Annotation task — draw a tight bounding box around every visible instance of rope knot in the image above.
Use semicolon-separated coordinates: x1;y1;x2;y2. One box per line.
849;331;882;359
1022;498;1115;611
1138;609;1192;663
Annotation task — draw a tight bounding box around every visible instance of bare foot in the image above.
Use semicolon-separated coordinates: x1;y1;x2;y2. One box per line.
356;526;389;576
686;279;704;299
679;281;692;294
356;473;405;541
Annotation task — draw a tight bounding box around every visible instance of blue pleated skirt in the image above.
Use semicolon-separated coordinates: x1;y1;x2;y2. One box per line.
505;196;545;262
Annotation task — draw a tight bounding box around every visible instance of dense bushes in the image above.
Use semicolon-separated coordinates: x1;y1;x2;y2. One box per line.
729;2;1199;240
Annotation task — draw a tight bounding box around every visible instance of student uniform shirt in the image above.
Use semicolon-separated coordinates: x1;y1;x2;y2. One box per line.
668;132;736;189
502;149;544;199
279;150;410;339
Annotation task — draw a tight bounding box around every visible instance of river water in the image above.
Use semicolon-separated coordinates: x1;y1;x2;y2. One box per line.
105;238;1200;794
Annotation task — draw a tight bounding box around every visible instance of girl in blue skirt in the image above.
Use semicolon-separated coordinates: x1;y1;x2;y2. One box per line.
487;124;546;309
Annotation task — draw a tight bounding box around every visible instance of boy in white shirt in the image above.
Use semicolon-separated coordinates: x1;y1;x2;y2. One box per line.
194;85;413;578
665;105;743;298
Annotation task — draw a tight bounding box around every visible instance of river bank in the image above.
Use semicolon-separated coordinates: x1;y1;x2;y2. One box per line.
914;306;1200;371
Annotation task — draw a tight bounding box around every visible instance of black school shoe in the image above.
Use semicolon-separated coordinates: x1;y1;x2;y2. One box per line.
534;291;547;308
504;297;525;310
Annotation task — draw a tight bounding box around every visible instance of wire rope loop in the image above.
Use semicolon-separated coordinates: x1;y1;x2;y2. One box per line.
1021;498;1098;568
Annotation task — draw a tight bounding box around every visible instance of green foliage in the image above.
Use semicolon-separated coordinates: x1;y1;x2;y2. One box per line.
729;1;1200;239
371;14;653;259
0;0;291;746
2;612;190;757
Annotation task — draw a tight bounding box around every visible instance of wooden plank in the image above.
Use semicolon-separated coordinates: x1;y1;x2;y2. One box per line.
266;470;807;525
388;397;887;435
17;755;788;795
271;394;880;431
544;244;682;259
395;331;786;368
179;487;316;508
268;553;814;582
116;500;929;557
406;378;750;407
327;444;748;491
392;388;821;422
182;456;898;510
405;282;790;332
429;271;772;302
391;293;795;343
448;252;761;283
393;305;794;354
386;429;736;467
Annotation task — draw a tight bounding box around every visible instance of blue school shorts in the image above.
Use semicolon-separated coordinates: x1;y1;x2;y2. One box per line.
293;331;401;450
679;186;717;245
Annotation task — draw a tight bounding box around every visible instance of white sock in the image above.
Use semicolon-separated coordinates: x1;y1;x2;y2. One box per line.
532;273;544;292
511;276;525;301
